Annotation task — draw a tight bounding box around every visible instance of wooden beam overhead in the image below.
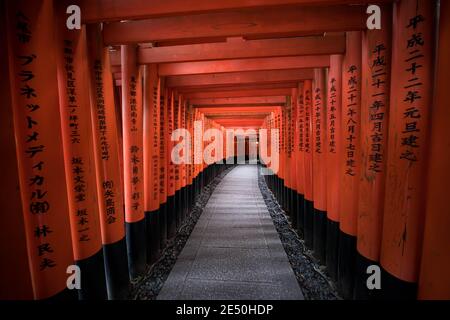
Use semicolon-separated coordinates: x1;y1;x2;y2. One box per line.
111;65;121;73
190;96;286;106
81;0;392;23
108;35;344;65
141;35;342;63
193;103;283;109
222;126;261;129
214;118;264;123
213;119;265;127
209;114;268;119
103;5;366;45
166;69;313;88
109;49;121;66
212;117;265;120
179;82;299;93
198;106;278;114
195;104;284;109
116;81;301;91
184;88;293;99
158;55;329;76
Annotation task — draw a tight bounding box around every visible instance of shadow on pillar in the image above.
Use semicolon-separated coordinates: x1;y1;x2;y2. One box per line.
313;209;327;263
103;238;130;300
303;199;314;249
145;209;160;265
337;231;356;299
75;249;108;299
126;219;147;280
325;219;339;282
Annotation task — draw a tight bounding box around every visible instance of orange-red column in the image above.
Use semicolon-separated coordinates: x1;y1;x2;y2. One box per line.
86;24;128;300
6;0;75;300
285;95;295;219
418;0;450;299
354;4;392;300
0;0;33;299
166;90;176;238
193;108;200;198
325;55;343;282
179;98;189;222
121;45;146;279
277;108;284;205
269;111;276;195
174;94;182;229
282;99;289;211
290;88;298;229
380;0;435;298
159;81;168;248
143;64;161;264
197;111;205;194
296;83;305;234
201;114;207;188
302;80;314;249
55;9;106;299
195;106;201;201
338;31;362;300
283;98;290;212
278;105;285;206
312;68;327;262
187;103;195;212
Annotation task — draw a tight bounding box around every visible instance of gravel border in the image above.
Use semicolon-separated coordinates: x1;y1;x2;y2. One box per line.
130;165;236;300
257;167;341;300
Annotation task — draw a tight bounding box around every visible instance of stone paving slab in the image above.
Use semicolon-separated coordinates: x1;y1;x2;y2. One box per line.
157;165;304;300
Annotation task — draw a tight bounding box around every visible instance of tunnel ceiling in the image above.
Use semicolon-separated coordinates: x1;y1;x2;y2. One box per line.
86;0;393;130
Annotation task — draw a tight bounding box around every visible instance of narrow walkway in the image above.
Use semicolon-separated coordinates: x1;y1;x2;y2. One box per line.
158;165;304;300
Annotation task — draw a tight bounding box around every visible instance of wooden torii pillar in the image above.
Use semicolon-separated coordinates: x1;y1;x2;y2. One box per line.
5;0;76;300
86;25;129;299
143;65;161;264
295;83;305;234
0;0;33;299
338;31;362;300
325;54;343;282
166;90;176;239
290;87;299;229
121;44;146;279
159;81;168;249
380;0;435;299
302;79;314;249
55;3;106;299
418;0;450;299
312;68;327;263
354;4;392;300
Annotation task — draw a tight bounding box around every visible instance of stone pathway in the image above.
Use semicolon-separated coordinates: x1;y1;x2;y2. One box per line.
158;165;304;300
